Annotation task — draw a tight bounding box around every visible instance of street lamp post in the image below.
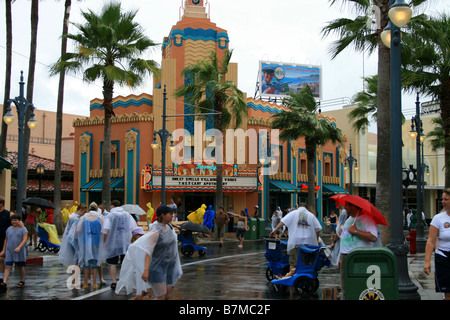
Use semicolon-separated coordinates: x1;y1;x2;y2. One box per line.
3;71;38;213
36;163;45;197
344;144;358;195
259;131;277;222
408;92;427;252
382;0;420;300
151;85;174;205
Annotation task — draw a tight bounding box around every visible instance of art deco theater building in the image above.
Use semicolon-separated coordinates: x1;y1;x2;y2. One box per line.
73;0;348;222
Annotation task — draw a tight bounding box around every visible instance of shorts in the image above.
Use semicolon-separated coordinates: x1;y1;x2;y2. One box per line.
215;225;226;239
330;223;337;233
106;254;125;265
236;229;245;239
6;261;26;267
25;222;36;235
83;259;99;270
435;251;450;292
289;248;299;267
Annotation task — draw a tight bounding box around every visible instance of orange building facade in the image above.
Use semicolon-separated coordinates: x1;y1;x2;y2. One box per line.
72;0;348;222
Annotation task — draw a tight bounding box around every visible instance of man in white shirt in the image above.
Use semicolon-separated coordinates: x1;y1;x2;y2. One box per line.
269;204;322;277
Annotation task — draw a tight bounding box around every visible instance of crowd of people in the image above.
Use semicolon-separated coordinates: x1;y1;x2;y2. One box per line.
0;191;449;300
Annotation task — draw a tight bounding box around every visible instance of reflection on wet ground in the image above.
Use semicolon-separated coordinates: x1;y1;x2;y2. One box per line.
0;240;341;300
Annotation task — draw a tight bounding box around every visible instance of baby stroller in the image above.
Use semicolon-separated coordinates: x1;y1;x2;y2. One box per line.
37;223;61;253
271;245;331;297
177;222;209;257
264;237;290;281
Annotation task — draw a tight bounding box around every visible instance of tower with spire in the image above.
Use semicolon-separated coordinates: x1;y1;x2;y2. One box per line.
152;0;240;166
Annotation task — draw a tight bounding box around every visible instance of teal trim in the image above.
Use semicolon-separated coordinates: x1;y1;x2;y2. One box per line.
100;140;120;169
80;179;100;192
126;149;134;204
323;184;349;195
90;98;153;111
80;132;93;204
324;152;333;176
269;180;301;193
87;178;124;192
163;28;230;49
317;160;322;221
125;128;140;204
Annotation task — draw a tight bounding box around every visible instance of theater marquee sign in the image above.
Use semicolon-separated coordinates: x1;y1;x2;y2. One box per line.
141;162;258;192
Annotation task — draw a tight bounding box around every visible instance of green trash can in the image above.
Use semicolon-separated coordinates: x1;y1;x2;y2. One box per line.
245;218;257;240
344;247;398;300
256;218;266;239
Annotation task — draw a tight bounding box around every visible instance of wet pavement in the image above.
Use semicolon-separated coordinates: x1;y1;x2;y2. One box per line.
0;230;443;301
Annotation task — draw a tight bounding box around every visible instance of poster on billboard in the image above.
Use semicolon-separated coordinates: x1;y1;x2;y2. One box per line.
259;61;322;99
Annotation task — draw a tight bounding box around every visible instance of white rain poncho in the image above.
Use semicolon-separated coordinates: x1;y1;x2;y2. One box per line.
58;212;80;267
76;211;104;267
102;207;136;260
115;222;182;298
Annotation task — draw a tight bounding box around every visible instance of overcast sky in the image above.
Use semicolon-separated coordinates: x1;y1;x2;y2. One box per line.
0;0;447;126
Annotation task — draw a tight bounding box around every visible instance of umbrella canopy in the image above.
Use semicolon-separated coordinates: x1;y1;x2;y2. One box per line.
121;204;147;216
180;221;211;234
22;197;54;209
330;194;387;226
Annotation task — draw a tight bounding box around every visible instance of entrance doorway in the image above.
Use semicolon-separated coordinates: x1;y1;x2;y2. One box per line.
184;192;215;217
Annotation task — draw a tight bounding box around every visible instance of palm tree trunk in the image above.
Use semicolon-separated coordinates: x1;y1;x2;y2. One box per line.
0;0;13;158
214;98;224;212
375;0;391;245
53;0;71;234
102;80;113;210
23;0;39;202
306;141;316;214
441;80;450;187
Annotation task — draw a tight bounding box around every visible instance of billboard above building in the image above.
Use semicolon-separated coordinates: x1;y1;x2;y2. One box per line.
259;61;322;100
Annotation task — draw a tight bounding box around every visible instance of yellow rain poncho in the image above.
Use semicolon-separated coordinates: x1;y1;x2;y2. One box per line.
187;204;206;224
61;204;70;224
146;202;154;223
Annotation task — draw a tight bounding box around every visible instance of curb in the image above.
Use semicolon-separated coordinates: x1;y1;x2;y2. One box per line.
26;255;59;264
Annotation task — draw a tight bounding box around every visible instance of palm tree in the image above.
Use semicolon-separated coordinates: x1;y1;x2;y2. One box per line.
271;86;343;213
322;0;392;242
321;0;427;243
174;49;247;212
426;117;444;152
402;14;450;186
50;2;160;209
348;74;378;133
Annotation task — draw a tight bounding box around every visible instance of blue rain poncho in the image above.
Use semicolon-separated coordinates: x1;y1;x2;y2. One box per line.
203;205;215;229
58;212;80;267
76;211;104;267
102;207;137;260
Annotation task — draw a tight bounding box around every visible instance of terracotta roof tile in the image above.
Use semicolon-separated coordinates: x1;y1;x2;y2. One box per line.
5;152;73;172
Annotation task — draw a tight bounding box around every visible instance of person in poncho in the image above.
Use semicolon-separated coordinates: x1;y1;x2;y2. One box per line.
58;204;87;267
115;205;182;300
76;202;104;289
102;200;137;290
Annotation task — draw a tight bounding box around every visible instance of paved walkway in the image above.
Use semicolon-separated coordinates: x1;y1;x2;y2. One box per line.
25;230;444;300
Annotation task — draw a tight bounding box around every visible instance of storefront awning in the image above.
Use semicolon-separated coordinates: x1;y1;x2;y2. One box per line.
80;177;125;192
269;180;301;193
322;184;349;196
80;179;100;192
